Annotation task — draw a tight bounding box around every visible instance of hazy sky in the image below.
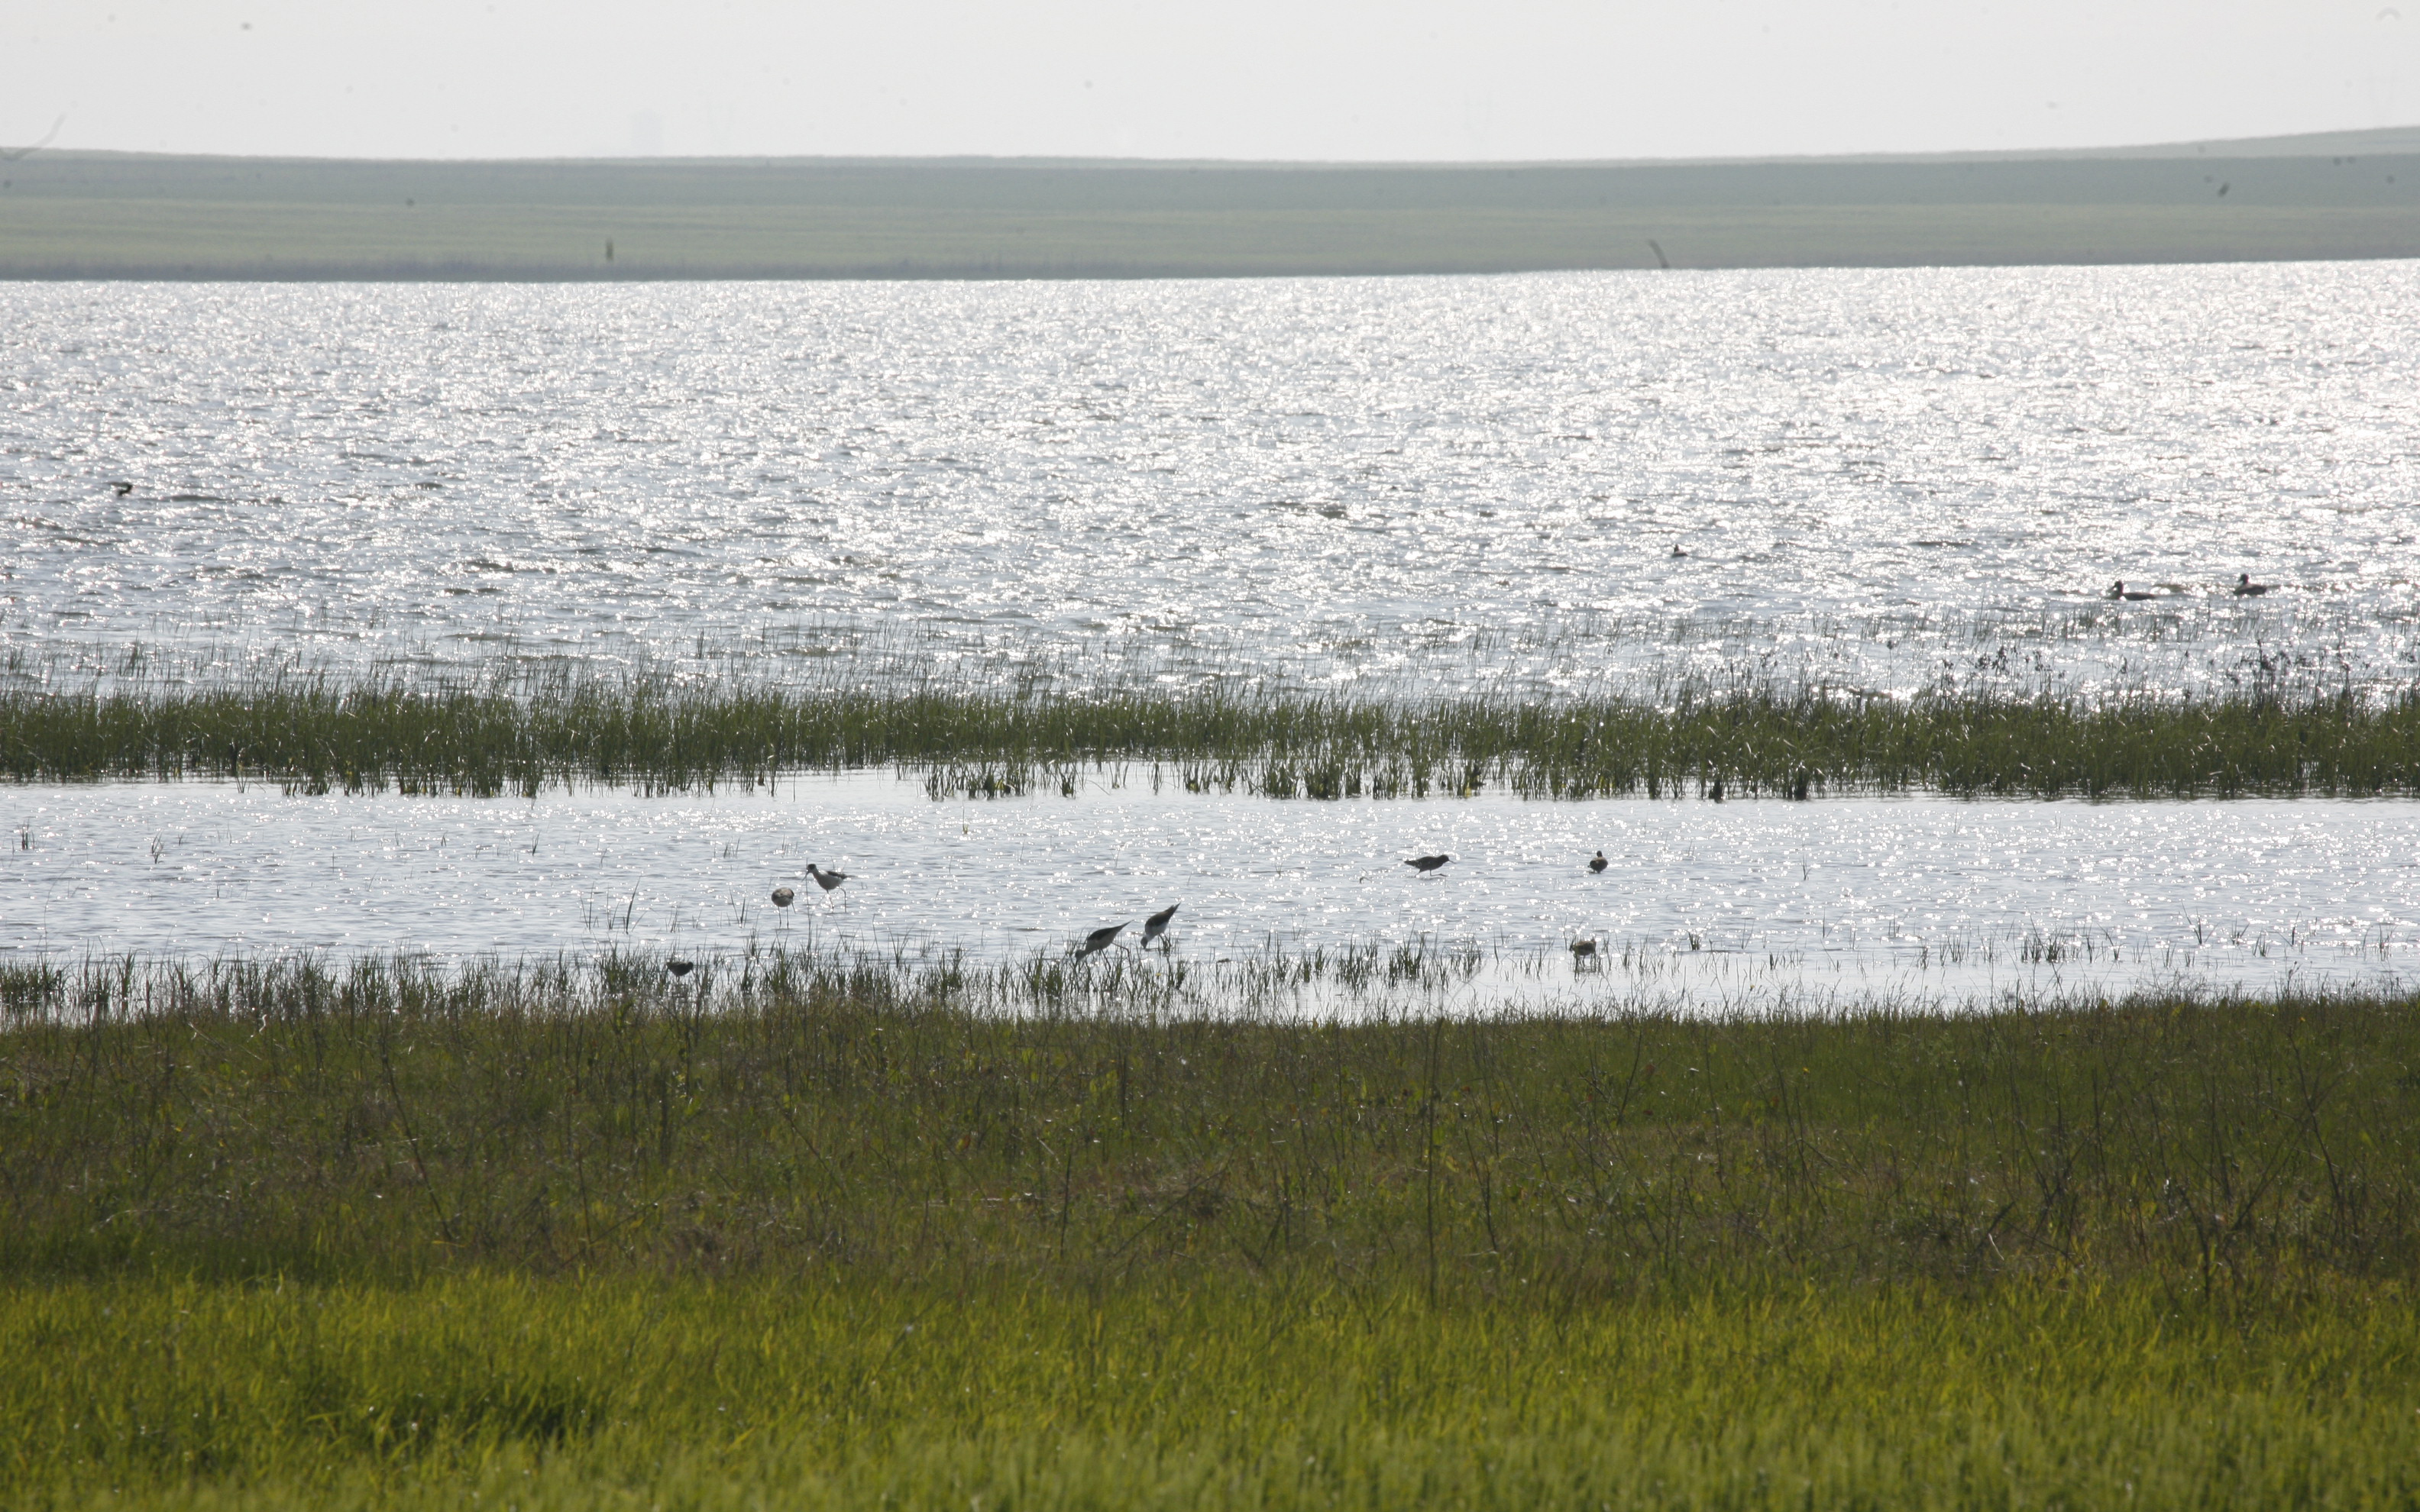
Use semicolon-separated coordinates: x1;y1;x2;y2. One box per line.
5;0;2412;162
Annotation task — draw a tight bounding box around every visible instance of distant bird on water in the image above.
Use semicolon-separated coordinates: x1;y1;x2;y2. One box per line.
1142;902;1179;948
2232;573;2273;597
112;480;134;496
2108;580;2156;601
665;958;695;978
770;886;795;909
806;863;849;893
1404;854;1451;874
1076;922;1129;958
1587;850;1608;874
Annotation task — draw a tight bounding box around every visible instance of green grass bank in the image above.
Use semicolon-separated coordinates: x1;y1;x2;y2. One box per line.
6;675;2419;799
4;955;2418;1505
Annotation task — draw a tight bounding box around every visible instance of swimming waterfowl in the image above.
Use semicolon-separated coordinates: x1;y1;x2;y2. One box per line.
1404;855;1451;873
2232;573;2273;596
2108;580;2156;601
1587;851;1608;874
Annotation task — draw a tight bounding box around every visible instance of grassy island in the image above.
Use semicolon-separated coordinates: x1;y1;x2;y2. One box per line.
6;674;2420;800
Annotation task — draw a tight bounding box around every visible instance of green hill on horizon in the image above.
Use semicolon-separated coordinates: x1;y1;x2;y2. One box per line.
4;126;2418;279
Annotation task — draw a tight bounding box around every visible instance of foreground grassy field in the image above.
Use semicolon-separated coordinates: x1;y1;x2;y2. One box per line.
8;1275;2415;1509
8;674;2420;801
4;954;2418;1505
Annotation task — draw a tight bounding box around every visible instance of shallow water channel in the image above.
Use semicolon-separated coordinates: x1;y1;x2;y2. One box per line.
6;776;2413;1009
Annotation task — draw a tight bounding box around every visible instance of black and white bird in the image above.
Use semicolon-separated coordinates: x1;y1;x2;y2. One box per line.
806;863;849;893
2232;573;2273;597
1076;922;1129;958
1142;903;1179;948
1404;854;1451;874
770;886;796;909
1587;850;1608;874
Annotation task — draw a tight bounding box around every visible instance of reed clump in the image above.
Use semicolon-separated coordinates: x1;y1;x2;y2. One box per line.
5;670;2418;798
5;953;2419;1506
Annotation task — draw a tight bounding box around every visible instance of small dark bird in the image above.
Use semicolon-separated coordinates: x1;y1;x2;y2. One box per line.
1404;854;1451;873
2108;580;2156;601
2232;573;2273;597
1076;922;1129;958
666;958;695;977
1142;902;1179;947
770;886;795;909
1571;939;1600;961
112;480;134;496
1587;851;1608;874
806;863;849;893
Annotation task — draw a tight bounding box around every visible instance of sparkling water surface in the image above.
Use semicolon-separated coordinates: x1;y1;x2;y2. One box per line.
6;265;2417;699
7;778;2412;1005
5;267;2417;1004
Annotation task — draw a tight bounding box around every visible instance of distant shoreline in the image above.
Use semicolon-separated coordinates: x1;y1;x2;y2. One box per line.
5;126;2418;280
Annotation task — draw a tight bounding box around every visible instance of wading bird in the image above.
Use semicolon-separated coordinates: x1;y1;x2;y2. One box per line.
1587;851;1608;874
1571;938;1601;964
1404;855;1451;873
1076;922;1129;958
807;864;849;893
770;886;795;909
666;958;695;977
2232;573;2273;597
1142;902;1179;948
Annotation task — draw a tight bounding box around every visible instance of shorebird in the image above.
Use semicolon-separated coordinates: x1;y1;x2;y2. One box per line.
1076;922;1129;958
1571;938;1601;963
2232;573;2273;597
665;958;695;978
2108;580;2156;601
806;863;849;893
1404;855;1451;874
1142;902;1179;948
1587;851;1608;874
770;886;795;909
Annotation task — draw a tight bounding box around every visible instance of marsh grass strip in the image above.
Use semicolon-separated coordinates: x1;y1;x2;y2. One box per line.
5;948;2415;1293
6;672;2420;798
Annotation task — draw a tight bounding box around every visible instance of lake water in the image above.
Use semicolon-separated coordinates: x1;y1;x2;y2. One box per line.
6;777;2413;1006
5;265;2417;702
5;267;2417;1003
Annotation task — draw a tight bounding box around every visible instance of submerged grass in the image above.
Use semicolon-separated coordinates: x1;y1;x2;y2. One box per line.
4;951;2419;1504
5;670;2419;799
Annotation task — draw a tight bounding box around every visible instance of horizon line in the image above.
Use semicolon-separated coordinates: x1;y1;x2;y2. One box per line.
23;121;2420;173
